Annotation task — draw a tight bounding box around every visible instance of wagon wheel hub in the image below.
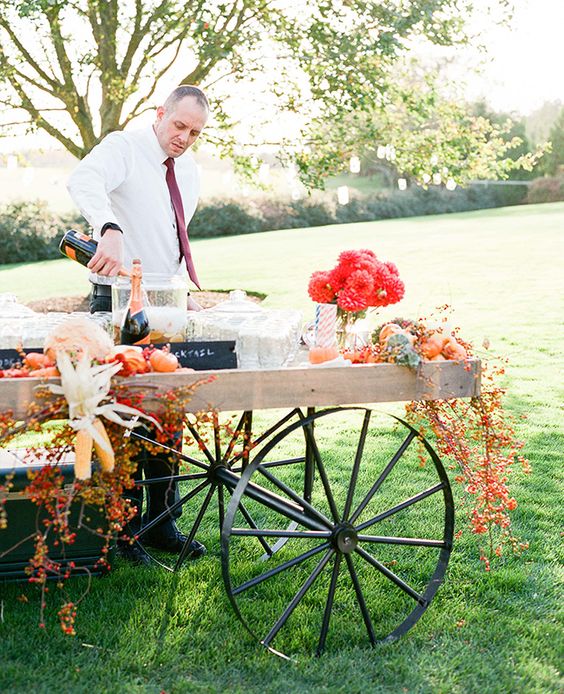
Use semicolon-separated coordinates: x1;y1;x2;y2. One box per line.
333;524;358;554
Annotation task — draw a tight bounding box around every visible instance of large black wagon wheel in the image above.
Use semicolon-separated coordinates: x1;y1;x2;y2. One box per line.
129;408;309;570
221;407;454;657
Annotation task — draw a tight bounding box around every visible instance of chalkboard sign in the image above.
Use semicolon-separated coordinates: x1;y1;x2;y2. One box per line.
152;341;237;370
0;348;35;371
0;341;238;373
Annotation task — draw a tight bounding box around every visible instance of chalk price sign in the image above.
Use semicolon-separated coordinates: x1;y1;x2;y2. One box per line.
153;341;237;370
0;348;36;370
0;342;238;372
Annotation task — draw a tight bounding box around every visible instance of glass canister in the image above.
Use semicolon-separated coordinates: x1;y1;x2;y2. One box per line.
111;274;187;344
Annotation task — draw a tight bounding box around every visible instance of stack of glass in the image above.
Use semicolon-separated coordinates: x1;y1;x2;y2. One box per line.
186;290;302;369
0;294;113;349
0;295;71;349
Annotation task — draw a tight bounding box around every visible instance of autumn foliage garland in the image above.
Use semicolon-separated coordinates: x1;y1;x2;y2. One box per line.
0;380;210;634
405;358;530;569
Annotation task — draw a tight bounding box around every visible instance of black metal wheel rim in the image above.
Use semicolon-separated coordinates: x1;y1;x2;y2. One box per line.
221;407;454;657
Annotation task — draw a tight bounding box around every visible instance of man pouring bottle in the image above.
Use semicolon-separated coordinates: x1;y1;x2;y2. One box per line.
66;85;210;565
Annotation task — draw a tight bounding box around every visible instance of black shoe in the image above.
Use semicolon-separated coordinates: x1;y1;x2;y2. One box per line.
142;523;206;558
116;540;151;566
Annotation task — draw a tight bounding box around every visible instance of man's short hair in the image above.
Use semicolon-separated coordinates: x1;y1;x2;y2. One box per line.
164;85;209;112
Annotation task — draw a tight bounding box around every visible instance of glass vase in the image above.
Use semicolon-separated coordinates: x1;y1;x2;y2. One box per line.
336;310;369;352
308;303;339;364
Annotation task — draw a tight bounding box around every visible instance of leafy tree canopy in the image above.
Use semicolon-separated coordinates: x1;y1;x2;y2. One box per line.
0;0;539;185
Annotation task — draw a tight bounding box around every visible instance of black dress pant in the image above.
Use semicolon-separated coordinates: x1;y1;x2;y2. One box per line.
90;285;182;536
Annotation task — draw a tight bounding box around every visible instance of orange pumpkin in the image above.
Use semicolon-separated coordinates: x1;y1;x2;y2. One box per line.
30;366;60;378
442;337;468;361
110;348;149;374
309;346;339;364
419;331;446;359
24;352;54;370
150;348;179;372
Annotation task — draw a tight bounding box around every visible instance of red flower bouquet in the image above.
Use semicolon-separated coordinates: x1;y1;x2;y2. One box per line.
308;249;405;314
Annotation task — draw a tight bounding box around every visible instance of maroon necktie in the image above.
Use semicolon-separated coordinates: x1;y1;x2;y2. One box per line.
164;157;200;289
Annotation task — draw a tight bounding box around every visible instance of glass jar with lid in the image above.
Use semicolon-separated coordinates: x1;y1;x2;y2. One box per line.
111;274;187;344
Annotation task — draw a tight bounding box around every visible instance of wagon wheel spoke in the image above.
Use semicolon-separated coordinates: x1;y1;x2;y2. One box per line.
174;483;217;571
230;456;305;475
137;479;210;540
225;483;275;557
343;410;371;521
129;429;211;472
237;513;273;554
317;553;342;656
303;424;340;523
355;482;446;531
262;550;333;648
186;422;216;466
228;408;305;467
355;546;426;606
357;534;446;548
232;542;332;596
256;465;333;530
231;529;332;539
344;553;376;645
240;478;326;532
350;430;417;524
220;412;249;466
134;471;209;486
218;483;225;530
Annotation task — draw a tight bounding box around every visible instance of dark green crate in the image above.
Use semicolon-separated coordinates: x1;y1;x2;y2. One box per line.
0;449;111;582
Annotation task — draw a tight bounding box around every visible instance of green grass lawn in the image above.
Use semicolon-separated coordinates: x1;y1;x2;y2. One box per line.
0;203;563;693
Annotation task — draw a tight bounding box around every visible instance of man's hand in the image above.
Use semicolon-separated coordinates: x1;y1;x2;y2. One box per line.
187;295;203;312
87;227;124;276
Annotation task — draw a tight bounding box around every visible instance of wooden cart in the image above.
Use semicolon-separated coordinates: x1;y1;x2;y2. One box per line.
1;359;480;657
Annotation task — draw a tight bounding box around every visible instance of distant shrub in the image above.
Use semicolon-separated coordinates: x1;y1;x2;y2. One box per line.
0;201;58;264
185;184;533;237
189;200;263;237
526;176;564;204
281;199;334;229
490;183;529;207
0;201;90;265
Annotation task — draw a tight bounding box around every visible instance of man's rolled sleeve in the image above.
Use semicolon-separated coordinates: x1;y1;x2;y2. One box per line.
67;132;133;239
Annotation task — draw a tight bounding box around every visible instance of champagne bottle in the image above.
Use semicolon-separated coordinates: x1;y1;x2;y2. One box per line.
59;229;130;276
120;259;150;345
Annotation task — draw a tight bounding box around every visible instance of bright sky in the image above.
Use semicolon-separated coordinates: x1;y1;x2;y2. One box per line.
0;0;562;153
451;0;564;114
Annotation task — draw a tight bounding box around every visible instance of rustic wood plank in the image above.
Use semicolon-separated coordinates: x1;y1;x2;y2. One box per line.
0;360;480;420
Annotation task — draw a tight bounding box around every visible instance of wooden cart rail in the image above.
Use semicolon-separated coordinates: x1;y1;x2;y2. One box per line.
0;359;480;419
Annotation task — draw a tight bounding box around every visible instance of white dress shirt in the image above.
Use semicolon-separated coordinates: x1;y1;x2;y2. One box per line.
67;126;200;285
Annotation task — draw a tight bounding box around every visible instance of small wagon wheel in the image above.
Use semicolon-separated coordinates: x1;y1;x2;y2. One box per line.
130;407;311;569
220;407;454;657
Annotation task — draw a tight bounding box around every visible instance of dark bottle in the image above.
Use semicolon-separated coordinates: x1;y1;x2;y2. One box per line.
59;229;129;276
120;259;150;345
59;229;98;266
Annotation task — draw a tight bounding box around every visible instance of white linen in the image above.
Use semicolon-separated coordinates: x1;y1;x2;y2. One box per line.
67;126;200;285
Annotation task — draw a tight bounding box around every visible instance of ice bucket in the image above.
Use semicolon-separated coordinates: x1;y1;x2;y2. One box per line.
111;273;187;343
